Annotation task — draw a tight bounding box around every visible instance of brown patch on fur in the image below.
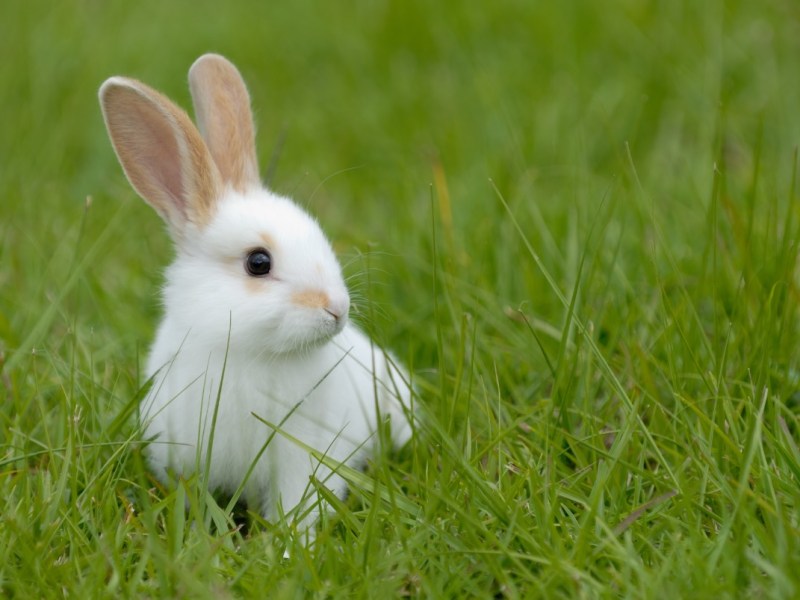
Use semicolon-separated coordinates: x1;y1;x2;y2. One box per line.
189;54;260;193
259;232;276;250
245;277;268;294
292;290;330;310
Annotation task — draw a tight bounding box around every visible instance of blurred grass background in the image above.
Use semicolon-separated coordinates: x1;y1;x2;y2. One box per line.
2;0;800;597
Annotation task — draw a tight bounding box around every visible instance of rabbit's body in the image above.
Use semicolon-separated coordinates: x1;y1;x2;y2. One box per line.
99;55;411;524
146;318;409;519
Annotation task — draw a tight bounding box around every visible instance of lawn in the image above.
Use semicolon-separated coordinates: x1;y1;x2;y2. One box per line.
2;0;799;597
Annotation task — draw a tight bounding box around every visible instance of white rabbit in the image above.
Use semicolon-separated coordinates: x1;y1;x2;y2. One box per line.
99;54;412;527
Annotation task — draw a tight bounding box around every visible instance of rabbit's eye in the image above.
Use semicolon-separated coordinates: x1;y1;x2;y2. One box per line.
245;249;272;276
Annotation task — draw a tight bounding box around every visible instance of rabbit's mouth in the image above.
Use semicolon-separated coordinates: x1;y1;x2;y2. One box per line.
313;311;348;343
326;310;348;337
258;310;348;356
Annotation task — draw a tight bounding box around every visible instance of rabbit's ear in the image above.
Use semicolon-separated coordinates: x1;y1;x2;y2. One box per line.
99;77;222;235
188;54;260;193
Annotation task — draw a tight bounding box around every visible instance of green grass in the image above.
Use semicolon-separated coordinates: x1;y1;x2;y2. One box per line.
2;0;800;597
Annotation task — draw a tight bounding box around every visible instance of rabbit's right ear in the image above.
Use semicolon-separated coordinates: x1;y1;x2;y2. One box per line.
99;77;223;235
188;54;260;193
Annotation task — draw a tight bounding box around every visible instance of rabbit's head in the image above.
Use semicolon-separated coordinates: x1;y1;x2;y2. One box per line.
99;54;350;355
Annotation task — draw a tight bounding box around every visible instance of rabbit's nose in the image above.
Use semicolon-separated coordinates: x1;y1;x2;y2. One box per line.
325;294;350;322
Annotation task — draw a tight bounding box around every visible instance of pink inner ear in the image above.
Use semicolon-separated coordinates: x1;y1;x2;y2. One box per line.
127;99;187;218
146;120;184;207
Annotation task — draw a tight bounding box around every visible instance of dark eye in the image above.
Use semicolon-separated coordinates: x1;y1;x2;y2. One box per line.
245;249;272;276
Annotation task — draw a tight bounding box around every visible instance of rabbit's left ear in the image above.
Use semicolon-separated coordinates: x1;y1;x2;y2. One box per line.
189;54;260;193
99;76;223;236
